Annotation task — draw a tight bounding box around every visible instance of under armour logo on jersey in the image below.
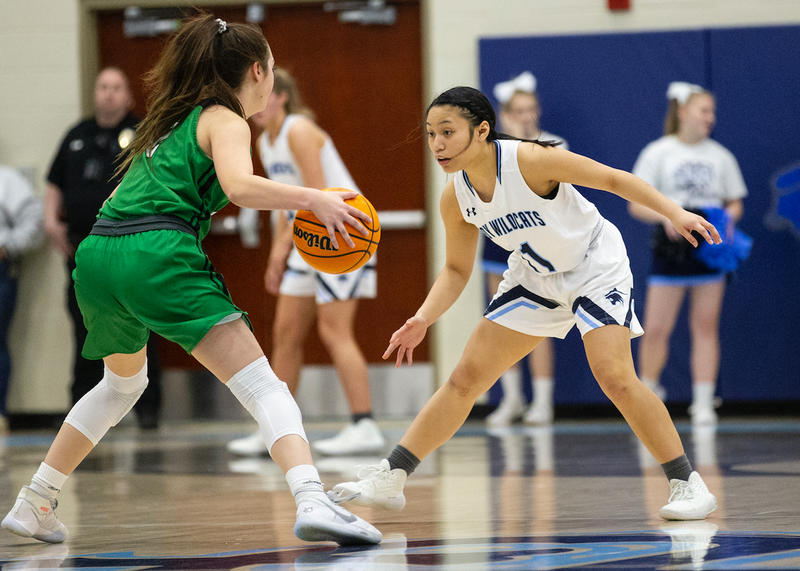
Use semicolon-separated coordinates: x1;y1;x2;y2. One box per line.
466;207;477;217
605;288;625;305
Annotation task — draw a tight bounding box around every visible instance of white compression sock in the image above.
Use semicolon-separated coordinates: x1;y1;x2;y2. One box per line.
226;356;308;454
286;464;325;505
65;362;148;445
30;463;68;501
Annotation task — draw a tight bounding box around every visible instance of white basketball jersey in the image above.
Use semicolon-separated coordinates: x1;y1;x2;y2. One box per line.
258;114;359;221
454;139;603;274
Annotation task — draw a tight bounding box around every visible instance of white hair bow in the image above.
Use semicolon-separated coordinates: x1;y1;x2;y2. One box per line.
493;71;537;104
667;81;704;105
215;18;228;34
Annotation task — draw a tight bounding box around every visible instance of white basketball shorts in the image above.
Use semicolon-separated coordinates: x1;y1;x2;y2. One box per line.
279;248;377;304
484;220;644;339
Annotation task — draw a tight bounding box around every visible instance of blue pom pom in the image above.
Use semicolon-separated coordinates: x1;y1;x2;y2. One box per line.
695;207;753;272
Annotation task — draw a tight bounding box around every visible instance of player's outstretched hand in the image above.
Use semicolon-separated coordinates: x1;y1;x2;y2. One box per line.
310;189;371;249
383;316;429;367
671;209;722;247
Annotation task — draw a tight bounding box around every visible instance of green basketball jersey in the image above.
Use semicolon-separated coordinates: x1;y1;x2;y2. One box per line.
98;105;227;240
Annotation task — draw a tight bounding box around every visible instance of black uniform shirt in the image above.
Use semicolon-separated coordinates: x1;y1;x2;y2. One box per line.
47;113;140;247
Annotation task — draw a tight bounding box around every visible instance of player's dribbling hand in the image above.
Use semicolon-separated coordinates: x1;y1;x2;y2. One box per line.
383;315;428;367
672;210;722;247
311;189;371;249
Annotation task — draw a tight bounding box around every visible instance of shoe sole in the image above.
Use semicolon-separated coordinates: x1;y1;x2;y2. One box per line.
2;516;36;538
2;518;67;543
660;500;718;521
294;517;381;546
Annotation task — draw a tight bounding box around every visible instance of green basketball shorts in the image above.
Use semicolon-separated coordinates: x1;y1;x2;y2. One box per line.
74;229;250;359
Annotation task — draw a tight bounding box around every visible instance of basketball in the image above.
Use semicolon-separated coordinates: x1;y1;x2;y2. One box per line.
292;188;380;274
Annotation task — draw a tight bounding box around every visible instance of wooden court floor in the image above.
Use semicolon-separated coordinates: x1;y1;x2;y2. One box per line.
1;416;799;569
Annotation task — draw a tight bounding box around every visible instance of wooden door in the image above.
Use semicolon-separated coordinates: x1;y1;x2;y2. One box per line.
96;2;428;369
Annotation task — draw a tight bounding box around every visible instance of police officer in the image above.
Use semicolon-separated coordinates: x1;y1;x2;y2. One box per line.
44;67;162;429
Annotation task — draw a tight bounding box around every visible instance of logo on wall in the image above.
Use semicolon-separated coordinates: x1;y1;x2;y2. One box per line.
766;162;800;239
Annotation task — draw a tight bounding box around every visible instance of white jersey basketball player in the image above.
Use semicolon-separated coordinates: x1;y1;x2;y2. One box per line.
332;86;722;523
258;113;376;303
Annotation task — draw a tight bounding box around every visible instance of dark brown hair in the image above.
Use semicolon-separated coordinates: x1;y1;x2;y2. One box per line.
119;13;270;173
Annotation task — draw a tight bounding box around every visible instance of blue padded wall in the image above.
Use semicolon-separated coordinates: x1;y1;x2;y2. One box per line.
479;26;800;406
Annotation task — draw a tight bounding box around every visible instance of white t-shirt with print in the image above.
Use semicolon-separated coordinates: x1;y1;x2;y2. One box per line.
632;135;747;210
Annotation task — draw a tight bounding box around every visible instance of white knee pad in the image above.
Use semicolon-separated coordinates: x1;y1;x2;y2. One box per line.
65;362;149;445
226;356;307;453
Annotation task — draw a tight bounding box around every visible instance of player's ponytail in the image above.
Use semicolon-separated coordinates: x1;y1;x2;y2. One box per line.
119;12;271;173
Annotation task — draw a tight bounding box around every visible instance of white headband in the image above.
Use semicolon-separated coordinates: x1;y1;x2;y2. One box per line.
215;18;228;34
493;71;537;104
667;81;704;105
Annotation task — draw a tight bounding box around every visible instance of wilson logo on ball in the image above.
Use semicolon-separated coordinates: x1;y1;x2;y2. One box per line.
293;226;335;251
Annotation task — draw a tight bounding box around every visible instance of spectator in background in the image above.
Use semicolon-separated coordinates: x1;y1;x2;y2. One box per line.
484;72;566;427
44;67;162;429
629;82;747;426
0;164;44;434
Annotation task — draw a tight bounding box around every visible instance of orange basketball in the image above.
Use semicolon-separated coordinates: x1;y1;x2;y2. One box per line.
292;188;380;274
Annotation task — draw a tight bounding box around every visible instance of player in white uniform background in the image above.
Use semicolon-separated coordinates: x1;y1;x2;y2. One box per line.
332;86;721;522
630;82;747;426
227;68;383;457
484;71;567;428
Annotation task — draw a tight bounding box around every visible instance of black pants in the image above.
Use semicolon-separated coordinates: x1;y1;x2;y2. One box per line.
66;257;162;426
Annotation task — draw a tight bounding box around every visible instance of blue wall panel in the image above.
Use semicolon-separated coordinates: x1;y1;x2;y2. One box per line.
478;26;800;406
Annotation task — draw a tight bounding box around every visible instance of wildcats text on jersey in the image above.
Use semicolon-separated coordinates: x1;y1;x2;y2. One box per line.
479;210;546;239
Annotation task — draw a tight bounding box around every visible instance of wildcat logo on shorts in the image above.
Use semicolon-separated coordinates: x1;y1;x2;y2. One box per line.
605;288;625;305
293;226;334;251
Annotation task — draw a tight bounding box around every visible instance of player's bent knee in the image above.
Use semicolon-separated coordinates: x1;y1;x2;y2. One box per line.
446;364;487;401
226;356;308;453
65;362;149;445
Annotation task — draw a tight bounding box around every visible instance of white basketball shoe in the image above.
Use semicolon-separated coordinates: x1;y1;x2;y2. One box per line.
2;486;68;543
486;399;525;428
689;398;722;426
523;400;554;425
312;419;385;456
330;459;407;510
659;471;718;520
294;493;382;545
226;431;269;456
